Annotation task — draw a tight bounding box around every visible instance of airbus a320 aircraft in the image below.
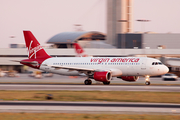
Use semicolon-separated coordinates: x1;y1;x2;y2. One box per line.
15;31;169;85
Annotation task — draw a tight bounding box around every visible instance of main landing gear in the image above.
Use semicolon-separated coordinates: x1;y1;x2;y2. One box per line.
103;81;110;85
84;79;92;85
84;79;110;85
145;75;150;85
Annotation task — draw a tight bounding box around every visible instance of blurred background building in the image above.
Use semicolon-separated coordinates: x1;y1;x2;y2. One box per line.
1;0;180;73
106;0;180;49
107;0;133;47
47;31;115;49
117;33;180;49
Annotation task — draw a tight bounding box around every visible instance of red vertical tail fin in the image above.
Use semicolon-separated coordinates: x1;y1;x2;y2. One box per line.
73;43;88;57
23;31;51;59
74;43;84;54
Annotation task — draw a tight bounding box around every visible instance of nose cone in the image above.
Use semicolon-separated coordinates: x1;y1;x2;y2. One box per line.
163;65;169;74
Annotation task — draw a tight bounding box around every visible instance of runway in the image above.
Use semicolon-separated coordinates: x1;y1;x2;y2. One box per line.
0;74;180;92
0;84;180;92
0;101;179;114
1;74;180;85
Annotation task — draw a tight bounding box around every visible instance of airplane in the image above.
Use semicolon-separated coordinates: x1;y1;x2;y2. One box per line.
73;43;89;57
15;31;169;85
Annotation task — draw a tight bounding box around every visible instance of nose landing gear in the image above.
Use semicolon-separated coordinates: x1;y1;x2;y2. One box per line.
145;75;150;85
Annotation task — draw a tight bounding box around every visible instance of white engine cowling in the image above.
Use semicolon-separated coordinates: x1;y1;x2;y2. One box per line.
120;76;139;82
93;71;112;82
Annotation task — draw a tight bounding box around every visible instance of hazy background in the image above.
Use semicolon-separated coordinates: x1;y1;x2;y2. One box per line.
0;0;180;48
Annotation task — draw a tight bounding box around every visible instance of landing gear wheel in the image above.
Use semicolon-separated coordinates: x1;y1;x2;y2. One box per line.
84;79;92;85
145;81;150;85
103;81;110;85
88;80;92;85
145;75;150;85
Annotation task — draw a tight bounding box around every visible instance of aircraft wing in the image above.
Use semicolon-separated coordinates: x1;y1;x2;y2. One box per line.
47;65;96;72
47;65;122;76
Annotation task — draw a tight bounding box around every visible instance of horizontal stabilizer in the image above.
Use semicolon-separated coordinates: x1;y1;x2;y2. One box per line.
11;60;38;66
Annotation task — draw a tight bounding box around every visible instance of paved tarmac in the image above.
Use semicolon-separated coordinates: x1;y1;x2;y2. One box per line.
0;84;180;92
1;74;179;114
0;74;180;85
0;101;179;114
0;74;180;92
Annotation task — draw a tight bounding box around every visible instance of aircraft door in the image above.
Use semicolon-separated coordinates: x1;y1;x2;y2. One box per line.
141;59;146;70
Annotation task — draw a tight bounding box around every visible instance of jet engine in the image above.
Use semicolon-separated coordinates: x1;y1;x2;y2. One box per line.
93;71;112;82
120;76;139;82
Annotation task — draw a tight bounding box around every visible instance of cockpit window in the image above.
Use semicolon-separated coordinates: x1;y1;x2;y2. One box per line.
152;62;163;65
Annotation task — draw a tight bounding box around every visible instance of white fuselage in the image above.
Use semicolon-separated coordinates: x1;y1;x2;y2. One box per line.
40;57;168;77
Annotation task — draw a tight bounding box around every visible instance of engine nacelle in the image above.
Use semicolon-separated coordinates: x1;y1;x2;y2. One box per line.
120;76;139;82
93;71;112;82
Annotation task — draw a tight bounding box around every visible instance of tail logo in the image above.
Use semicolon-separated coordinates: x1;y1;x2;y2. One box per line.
76;48;83;54
28;40;43;59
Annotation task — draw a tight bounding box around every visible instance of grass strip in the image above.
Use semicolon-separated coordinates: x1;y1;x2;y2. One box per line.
0;90;180;103
0;113;180;120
